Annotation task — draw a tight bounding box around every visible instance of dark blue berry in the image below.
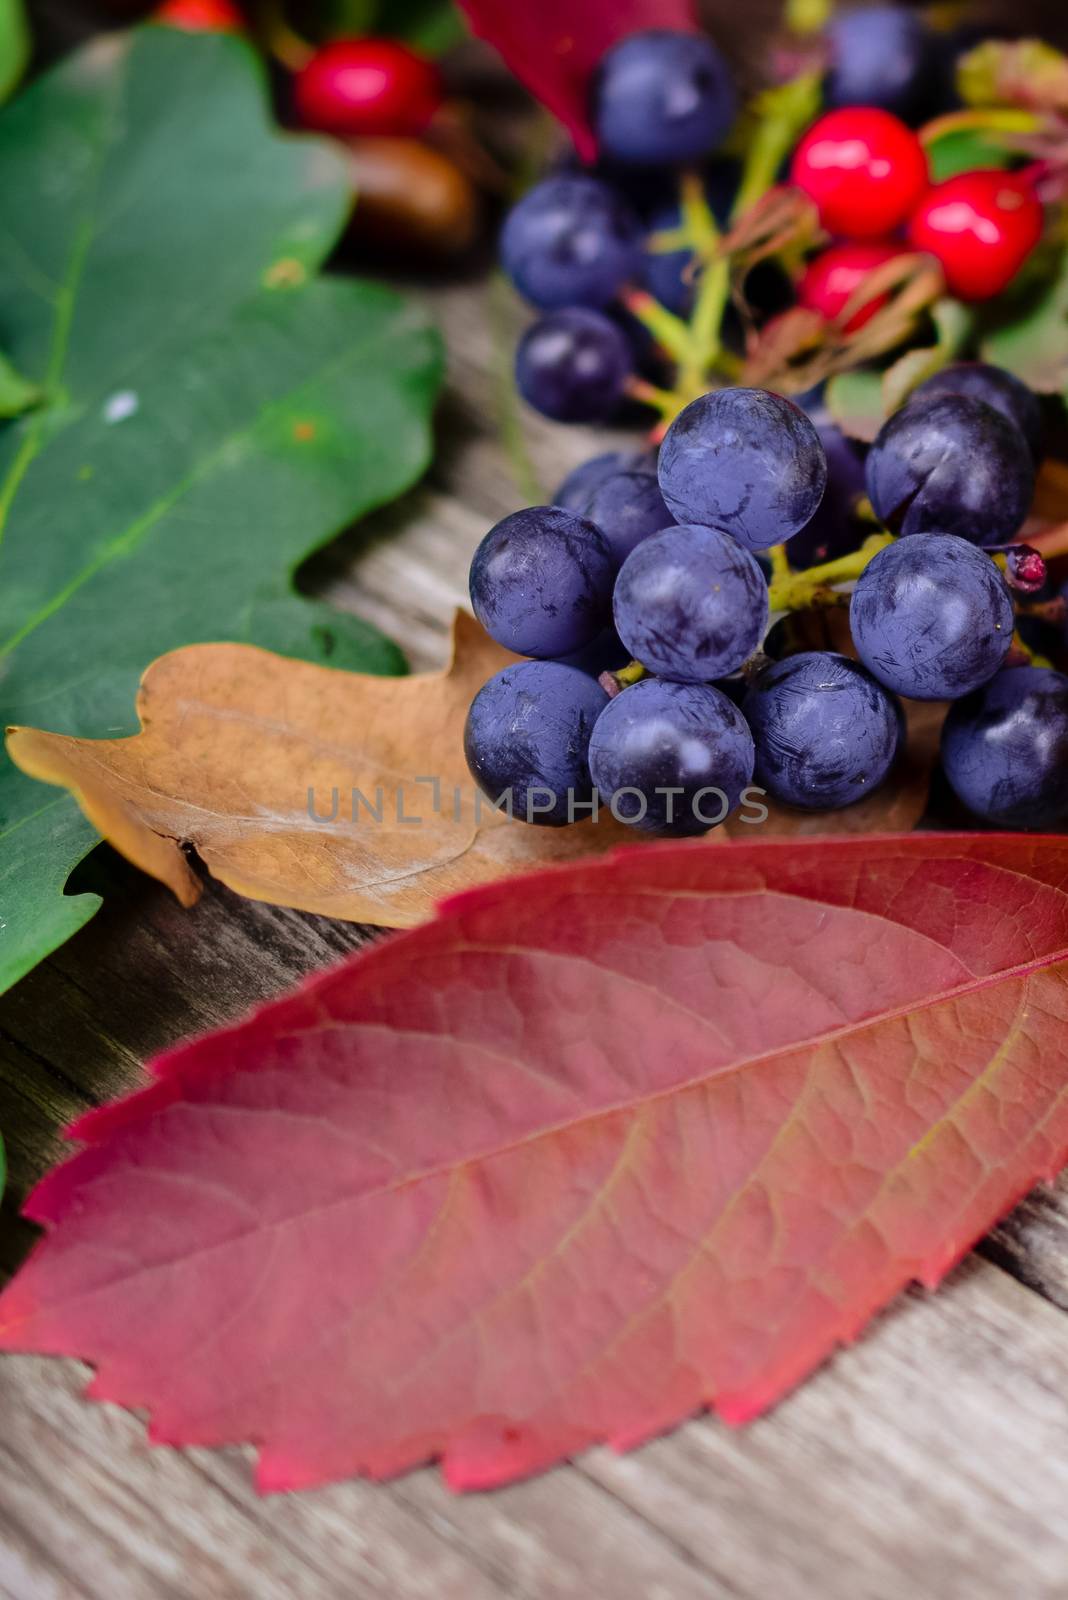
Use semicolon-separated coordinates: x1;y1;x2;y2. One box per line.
865;393;1035;546
464;661;608;826
588;677;755;835
516;308;630;422
613;523;769;682
579;468;674;563
658;388;828;553
743;651;902;810
500;175;643;311
911;362;1043;461
941;666;1068;829
469;506;617;658
557;624;629;678
592;30;736;168
787;406;868;569
825;4;938;124
850;532;1014;700
553;450;653;511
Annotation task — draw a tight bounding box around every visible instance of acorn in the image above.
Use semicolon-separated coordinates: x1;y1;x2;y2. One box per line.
345;137;480;263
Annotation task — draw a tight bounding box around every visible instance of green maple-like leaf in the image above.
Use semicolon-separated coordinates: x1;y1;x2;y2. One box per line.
0;347;41;417
0;0;28;104
824;368;886;443
0;27;443;993
981;248;1068;395
326;0;465;53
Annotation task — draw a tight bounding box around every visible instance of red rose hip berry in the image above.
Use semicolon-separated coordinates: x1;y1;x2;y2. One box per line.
799;240;901;330
907;170;1043;301
294;38;443;139
154;0;243;30
791;108;928;238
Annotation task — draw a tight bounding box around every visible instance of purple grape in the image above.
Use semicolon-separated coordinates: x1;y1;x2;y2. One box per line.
613;523;769;682
865;393;1034;546
911;362;1043;461
500;175;642;311
557;624;629;677
787;408;868;569
579;468;674;563
1014;576;1062;660
743;652;902;810
469;506;617;657
658;388;828;553
516;308;630;423
588;677;755;835
464;661;608;826
592;30;736;168
850;533;1014;700
553;450;653;511
825;4;938;123
941;666;1068;829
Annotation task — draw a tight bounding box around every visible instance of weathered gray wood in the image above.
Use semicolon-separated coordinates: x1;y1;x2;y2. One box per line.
983;1177;1068;1312
581;1262;1068;1600
3;272;1068;1600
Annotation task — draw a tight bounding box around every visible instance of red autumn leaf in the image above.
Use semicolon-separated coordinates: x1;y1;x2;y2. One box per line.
456;0;698;161
2;834;1068;1493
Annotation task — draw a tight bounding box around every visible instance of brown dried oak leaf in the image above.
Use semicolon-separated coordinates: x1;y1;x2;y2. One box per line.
6;614;941;929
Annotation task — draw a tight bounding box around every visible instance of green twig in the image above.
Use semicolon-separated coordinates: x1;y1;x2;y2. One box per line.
731;72;823;222
621;290;692;365
768;533;895;612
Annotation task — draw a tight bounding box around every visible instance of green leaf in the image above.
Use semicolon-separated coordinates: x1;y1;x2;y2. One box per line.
926;127;1014;182
237;587;408;675
0;345;40;416
825;368;886;444
0;0;28;105
729;71;823;222
324;0;465;54
0;29;442;994
981;250;1068;393
880;299;975;415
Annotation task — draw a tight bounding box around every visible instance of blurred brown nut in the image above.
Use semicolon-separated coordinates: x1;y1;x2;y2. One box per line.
345;137;480;261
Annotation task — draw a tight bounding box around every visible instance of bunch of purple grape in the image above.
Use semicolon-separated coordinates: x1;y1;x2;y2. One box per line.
500;27;740;426
465;377;1068;837
499;10;960;430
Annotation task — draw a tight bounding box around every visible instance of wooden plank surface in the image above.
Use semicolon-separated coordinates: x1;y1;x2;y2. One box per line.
2;276;1068;1600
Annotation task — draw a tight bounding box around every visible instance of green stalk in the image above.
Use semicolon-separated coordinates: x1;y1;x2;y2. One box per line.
731;72;823;222
768;533;895;612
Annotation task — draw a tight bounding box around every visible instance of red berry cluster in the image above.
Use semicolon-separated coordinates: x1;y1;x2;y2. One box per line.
152;3;445;141
294;38;444;139
791;107;1044;314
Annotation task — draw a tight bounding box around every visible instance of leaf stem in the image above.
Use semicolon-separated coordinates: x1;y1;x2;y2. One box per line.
730;72;822;222
620;290;692;365
768;533;895;613
599;659;649;697
919;106;1042;148
767;543;791;584
680;253;729;397
625;376;680;417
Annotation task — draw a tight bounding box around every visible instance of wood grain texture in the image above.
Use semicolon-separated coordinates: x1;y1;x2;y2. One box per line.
3;276;1068;1600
